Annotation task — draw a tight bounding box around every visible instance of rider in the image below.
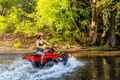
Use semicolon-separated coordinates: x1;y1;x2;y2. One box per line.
35;32;49;64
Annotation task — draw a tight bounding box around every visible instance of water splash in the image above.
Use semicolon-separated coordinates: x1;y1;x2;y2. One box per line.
0;56;84;80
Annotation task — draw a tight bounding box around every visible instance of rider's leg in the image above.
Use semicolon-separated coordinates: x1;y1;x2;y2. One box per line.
37;48;44;52
41;54;44;64
47;48;55;52
36;48;44;54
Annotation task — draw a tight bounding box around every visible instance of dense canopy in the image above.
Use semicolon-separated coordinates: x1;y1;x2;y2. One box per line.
0;0;120;47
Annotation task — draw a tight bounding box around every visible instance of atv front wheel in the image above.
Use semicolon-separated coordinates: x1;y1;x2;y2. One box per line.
46;61;54;67
31;62;45;68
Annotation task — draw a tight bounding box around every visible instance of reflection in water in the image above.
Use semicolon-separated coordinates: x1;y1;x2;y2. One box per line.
63;57;120;80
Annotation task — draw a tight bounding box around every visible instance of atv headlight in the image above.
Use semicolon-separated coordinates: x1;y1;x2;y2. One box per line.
59;58;63;61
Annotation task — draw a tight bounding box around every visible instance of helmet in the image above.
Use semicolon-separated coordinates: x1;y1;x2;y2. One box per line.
36;32;43;36
36;32;44;39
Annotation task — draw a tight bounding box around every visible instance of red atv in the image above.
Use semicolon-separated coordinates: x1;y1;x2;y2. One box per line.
23;48;68;68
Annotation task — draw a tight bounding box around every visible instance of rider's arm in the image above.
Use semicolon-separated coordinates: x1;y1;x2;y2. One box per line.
43;40;49;45
36;40;41;48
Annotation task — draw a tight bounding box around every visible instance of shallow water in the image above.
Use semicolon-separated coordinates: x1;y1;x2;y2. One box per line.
0;57;84;80
0;51;119;80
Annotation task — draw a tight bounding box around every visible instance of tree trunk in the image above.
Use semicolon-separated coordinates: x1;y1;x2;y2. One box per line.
106;6;117;47
96;12;104;45
89;0;97;46
0;7;5;16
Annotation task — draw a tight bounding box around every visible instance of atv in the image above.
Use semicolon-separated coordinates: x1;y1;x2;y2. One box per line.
23;48;68;68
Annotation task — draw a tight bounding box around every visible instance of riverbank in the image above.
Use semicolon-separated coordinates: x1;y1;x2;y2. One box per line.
0;45;120;53
0;37;120;56
0;46;120;58
0;33;120;52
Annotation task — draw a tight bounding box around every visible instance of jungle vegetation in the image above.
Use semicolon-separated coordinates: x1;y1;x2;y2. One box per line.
0;0;120;48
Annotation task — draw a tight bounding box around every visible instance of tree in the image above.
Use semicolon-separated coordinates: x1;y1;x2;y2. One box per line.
89;0;97;46
106;0;118;47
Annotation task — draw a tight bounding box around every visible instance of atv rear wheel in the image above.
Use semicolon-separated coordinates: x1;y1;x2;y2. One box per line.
61;53;68;65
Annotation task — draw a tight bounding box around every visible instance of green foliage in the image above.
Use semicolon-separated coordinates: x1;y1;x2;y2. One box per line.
0;0;119;46
12;39;22;48
35;0;80;42
0;16;7;33
36;0;72;27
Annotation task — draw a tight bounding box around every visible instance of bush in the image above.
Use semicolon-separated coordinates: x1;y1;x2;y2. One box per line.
12;39;22;48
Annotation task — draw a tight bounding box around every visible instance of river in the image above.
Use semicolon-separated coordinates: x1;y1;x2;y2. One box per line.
0;52;119;80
